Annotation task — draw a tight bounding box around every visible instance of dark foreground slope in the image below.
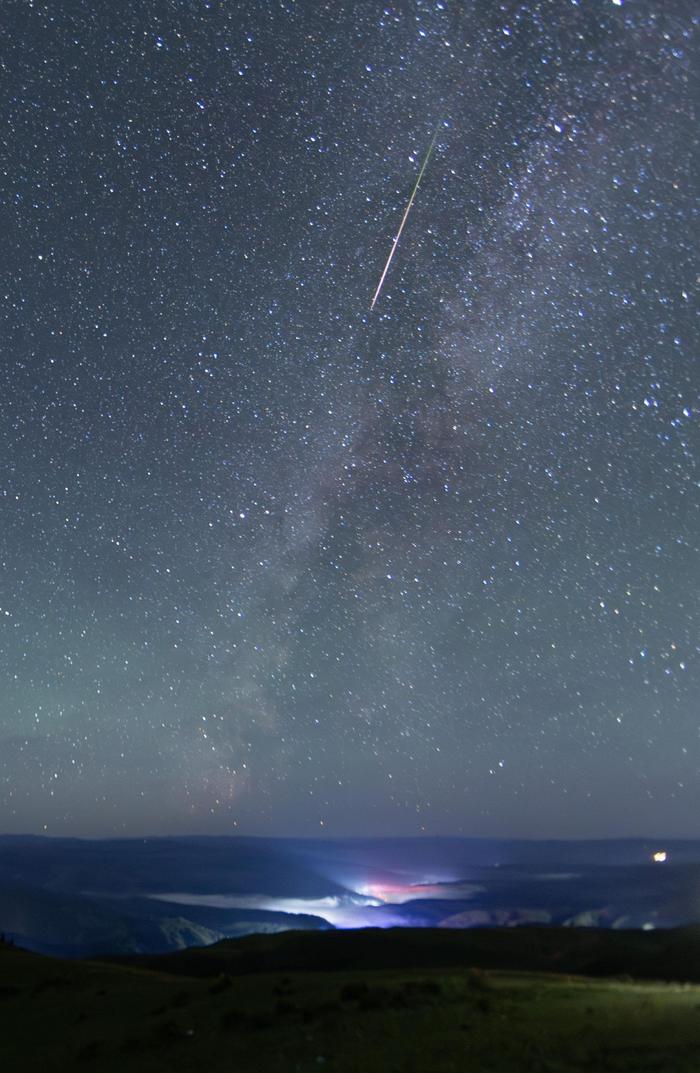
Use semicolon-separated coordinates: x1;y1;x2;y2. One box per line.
3;929;700;1073
116;922;700;984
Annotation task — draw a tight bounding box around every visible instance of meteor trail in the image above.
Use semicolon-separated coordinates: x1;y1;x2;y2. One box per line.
370;124;440;311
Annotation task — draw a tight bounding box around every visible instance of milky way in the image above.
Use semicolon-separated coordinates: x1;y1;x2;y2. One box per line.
1;0;697;837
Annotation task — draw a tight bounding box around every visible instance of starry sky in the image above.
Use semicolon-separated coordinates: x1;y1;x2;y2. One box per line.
2;0;697;838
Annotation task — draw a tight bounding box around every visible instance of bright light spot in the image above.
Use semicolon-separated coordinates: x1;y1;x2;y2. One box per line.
652;850;667;863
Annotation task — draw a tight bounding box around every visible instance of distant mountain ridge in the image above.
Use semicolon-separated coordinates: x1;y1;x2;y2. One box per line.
0;834;698;957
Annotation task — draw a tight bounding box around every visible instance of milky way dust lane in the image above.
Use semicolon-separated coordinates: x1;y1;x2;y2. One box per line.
369;124;440;311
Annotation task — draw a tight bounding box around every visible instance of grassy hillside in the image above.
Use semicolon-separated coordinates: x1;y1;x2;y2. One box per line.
2;931;700;1072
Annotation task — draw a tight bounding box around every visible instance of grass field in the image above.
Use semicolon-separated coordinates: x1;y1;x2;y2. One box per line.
3;933;700;1072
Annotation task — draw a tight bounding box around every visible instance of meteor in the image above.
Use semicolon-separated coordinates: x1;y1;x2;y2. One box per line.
370;124;440;311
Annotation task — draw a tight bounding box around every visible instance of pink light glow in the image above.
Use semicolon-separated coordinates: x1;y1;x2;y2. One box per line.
356;880;482;904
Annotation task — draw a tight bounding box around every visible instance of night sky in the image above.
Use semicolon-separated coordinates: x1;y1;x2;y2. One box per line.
2;0;697;838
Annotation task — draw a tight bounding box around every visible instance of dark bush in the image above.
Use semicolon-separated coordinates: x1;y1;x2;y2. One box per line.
358;986;396;1012
34;976;71;994
75;1040;101;1063
220;1008;273;1032
301;1000;341;1022
403;979;443;997
340;981;370;1002
209;974;233;995
467;968;492;992
154;1019;191;1043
